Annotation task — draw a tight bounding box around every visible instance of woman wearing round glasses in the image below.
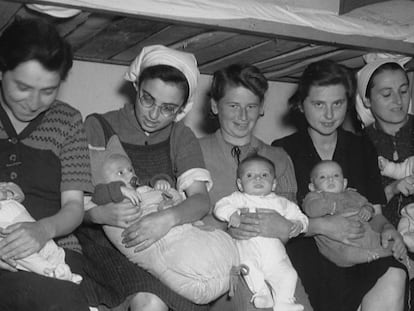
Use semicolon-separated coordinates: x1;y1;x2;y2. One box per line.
79;45;212;311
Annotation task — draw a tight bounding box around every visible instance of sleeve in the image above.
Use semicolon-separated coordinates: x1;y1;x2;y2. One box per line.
302;192;334;218
84;114;107;148
171;122;206;176
213;193;244;222
283;198;309;233
91;181;125;205
171;122;212;193
60;107;93;193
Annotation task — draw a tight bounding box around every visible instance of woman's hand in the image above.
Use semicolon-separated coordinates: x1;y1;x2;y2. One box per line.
385;175;414;200
227;208;260;240
121;210;173;252
256;209;293;242
92;200;142;228
228;208;293;242
0;221;49;261
381;224;407;260
0;257;17;272
315;211;365;246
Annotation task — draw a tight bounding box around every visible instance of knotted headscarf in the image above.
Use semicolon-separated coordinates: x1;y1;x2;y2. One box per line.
125;45;200;122
356;53;412;127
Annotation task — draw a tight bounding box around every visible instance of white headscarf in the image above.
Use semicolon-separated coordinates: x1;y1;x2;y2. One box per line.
125;45;200;122
356;53;412;127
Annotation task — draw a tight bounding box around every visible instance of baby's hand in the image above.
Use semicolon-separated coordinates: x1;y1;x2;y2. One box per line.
154;179;171;191
121;187;142;206
378;156;388;171
359;204;374;222
228;212;241;228
289;221;303;238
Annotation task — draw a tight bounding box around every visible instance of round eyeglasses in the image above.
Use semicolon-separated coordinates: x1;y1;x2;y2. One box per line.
138;93;180;118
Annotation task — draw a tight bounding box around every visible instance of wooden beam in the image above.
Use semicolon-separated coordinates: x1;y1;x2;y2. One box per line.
338;0;387;15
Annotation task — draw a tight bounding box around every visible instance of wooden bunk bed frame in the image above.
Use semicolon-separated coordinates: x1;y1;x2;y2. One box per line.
1;0;414;82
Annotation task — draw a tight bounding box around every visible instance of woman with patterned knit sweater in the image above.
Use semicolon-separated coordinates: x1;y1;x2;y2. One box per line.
0;18;93;310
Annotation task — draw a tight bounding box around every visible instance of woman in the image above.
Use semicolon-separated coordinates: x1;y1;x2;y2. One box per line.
272;59;407;311
356;59;413;227
199;63;312;311
79;45;212;311
0;19;92;310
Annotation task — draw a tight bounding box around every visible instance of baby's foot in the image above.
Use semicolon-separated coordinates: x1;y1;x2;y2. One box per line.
252;292;273;308
274;301;304;311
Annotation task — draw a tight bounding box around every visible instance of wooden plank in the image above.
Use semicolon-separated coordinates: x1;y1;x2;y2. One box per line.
339;0;387;15
64;14;114;51
254;44;337;69
112;25;205;62
199;39;305;73
74;17;168;59
194;33;269;64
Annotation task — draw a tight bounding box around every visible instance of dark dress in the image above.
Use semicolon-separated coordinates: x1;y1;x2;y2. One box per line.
272;128;408;311
0;101;92;311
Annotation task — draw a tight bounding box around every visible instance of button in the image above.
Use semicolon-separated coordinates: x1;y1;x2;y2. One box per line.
9;154;17;162
10;172;17;180
8;137;18;144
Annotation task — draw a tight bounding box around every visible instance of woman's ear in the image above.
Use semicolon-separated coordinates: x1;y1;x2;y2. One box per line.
271;179;277;191
236;178;243;192
308;182;315;192
363;97;372;109
343;178;348;190
211;99;219;115
259;102;265;117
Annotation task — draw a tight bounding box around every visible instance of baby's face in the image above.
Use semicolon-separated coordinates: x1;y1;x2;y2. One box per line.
102;156;136;186
311;162;345;193
238;161;276;196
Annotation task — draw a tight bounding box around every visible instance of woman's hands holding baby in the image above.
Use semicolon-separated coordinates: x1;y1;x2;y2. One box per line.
381;224;407;260
0;221;50;271
122;210;173;252
385;175;414;199
228;208;293;243
94;201;142;228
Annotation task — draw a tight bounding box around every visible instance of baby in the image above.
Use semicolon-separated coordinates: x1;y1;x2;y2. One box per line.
91;152;176;208
378;155;414;180
91;150;239;304
303;160;392;267
214;155;307;311
378;155;414;252
0;182;82;284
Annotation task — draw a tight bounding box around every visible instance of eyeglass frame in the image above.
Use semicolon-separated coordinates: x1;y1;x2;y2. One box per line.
137;90;182;118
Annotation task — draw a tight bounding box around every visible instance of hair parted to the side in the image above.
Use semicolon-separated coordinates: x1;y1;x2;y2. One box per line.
286;59;356;130
0;18;73;80
210;63;269;102
138;64;190;106
237;154;276;179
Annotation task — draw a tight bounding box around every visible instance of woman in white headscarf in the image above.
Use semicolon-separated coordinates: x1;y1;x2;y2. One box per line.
356;55;413;232
78;45;212;311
